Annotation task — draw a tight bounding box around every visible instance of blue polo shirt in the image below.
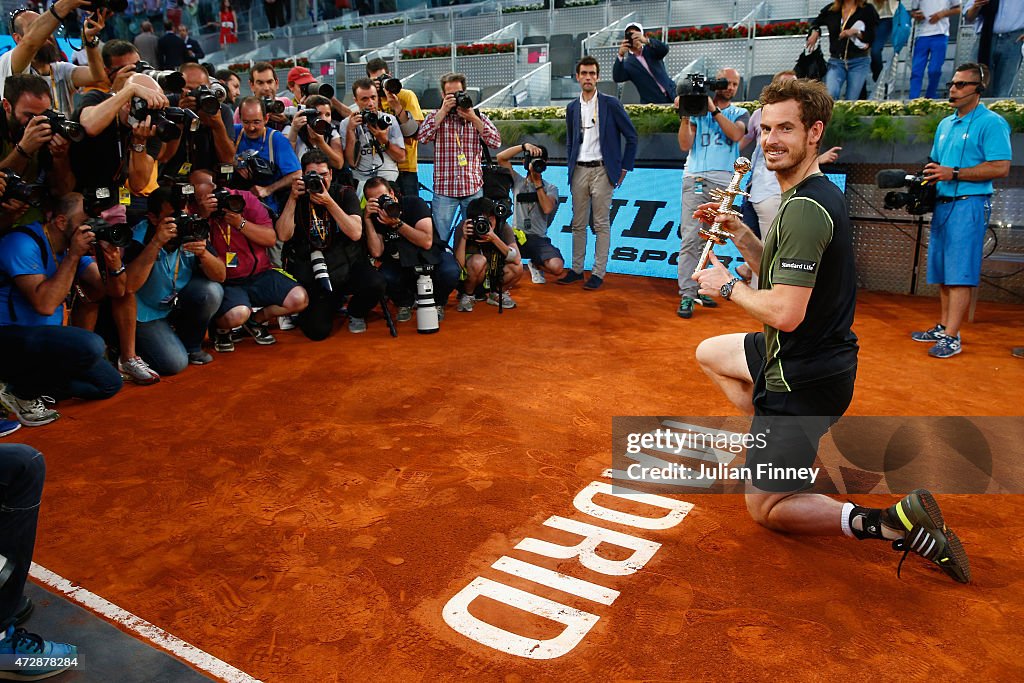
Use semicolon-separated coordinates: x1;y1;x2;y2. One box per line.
232;125;301;212
930;104;1011;197
683;104;751;177
128;221;204;323
0;222;94;326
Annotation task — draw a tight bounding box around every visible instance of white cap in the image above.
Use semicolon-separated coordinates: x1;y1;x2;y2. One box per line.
626;22;643;34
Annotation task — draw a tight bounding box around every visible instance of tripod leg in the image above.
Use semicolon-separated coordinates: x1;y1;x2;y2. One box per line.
380;297;398;337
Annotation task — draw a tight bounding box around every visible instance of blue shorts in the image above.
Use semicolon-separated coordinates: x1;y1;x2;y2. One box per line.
216;269;300;318
927;196;991;287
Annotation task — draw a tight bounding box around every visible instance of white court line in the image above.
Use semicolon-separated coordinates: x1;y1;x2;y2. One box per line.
29;563;263;683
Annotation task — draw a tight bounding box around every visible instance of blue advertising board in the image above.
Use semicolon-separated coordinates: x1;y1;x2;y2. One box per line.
418;163;846;281
0;36;79;60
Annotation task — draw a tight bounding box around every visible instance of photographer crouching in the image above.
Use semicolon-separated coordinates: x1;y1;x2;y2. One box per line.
454;197;523;312
123;185;225;375
363;177;460;324
277;150;385;339
189;168;308;351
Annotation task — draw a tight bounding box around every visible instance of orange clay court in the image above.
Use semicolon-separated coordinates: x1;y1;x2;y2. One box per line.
11;274;1024;682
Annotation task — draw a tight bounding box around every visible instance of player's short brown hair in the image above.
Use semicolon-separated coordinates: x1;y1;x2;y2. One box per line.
760;77;833;139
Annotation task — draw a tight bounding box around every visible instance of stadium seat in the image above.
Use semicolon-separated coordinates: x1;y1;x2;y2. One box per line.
596;81;617;96
521;36;547;45
619;80;642;104
746;74;774;101
420;88;443;109
549;33;579;78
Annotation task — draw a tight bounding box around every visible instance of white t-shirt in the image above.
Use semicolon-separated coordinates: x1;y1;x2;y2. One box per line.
336;115;405;182
912;0;958;38
31;62;79;114
0;50;28;100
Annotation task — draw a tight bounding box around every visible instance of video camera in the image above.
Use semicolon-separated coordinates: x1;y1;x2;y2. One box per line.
129;97;198;143
360;109;393;131
83;216;131;247
876;168;937;216
373;74;402;97
40;109;85;143
298;108;332;137
676;74;729;117
0;169;44;207
301;80;335;99
133;60;186;93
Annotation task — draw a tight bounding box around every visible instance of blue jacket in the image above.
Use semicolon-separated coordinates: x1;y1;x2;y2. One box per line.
566;92;639;188
611;39;676;104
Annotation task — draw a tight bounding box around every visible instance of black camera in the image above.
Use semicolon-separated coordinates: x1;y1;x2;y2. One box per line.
676;74;728;117
162;106;200;133
213;188;246;214
188;83;226;115
377;194;402;220
237;150;276;186
470;214;491;239
298;108;332;137
85;0;128;12
0;168;44;207
262;96;285;115
524;156;547;174
454;91;473;109
83;217;131;248
133;60;186;93
128;97;191;143
174;212;210;244
374;74;402;97
301;80;335;99
302;170;325;194
40;109;85;143
877;169;937;216
360;109;393;131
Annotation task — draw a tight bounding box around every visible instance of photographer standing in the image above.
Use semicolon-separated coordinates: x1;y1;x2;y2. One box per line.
367;58;424;199
496;142;564;284
454;197;523;312
675;67;748;319
364;177;459;322
189;168;306;350
234;63;291;132
232;96;302;215
417;73;501;244
277;151;384;339
338;78;406;197
910;62;1011;358
124;185;225;374
159;62;236;176
283;95;344;169
612;21;675;104
0;0;93;100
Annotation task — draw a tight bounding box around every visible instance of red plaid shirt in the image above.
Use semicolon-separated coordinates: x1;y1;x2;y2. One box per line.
417;110;501;197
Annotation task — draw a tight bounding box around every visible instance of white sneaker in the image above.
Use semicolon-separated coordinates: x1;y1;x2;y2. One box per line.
118;356;160;385
486;291;517;309
528;262;546;284
0;384;60;427
457;293;474;312
278;315;295;331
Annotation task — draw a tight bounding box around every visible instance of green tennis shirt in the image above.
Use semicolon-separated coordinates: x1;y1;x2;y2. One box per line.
758;173;859;392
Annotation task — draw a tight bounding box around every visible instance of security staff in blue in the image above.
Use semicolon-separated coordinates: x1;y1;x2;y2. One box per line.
612;21;675;105
560;56;638;291
910;62;1011;359
675;67;749;319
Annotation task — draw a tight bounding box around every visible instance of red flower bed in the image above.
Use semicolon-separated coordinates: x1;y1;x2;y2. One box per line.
400;42;514;60
664;20;810;42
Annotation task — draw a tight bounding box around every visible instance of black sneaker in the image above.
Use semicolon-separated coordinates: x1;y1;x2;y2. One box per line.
0;596;34;631
243;319;277;345
886;489;971;584
677;296;694;319
558;270;584;285
695;294;718;308
214;330;234;353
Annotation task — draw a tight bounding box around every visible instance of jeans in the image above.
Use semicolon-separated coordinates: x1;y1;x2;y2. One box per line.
0;325;122;401
0;445;44;624
431;191;482;246
824;56;871;100
569;165;614;278
380;252;461;308
871;17;894;82
910;34;949;99
982;30;1024;98
135;278;224;376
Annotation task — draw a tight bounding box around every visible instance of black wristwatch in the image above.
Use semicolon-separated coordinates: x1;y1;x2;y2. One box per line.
712;107;723;117
952;166;960;182
720;276;742;300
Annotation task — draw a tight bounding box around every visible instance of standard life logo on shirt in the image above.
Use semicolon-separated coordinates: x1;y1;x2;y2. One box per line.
779;258;817;272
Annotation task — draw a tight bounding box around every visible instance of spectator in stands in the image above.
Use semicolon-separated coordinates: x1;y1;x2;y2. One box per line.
277;151;385;338
363;176;459;322
417;72;501;244
0;445;79;679
265;0;286;29
236;63;291;131
216;69;242;110
367;58;424;199
561;56;637;291
0;192;125;426
10;5;107;114
177;24;205;63
284;95;344;169
157;20;188;69
674;67;748;318
123;186;225;374
232;96;302;214
453;197;523;311
908;1;961;99
134;20;160;66
190;167;308;350
809;0;880;100
338;78;406;196
910;62;1011;358
612;21;675;104
496;142;564;285
0;74;77;229
219;0;238;47
870;0;899;89
964;0;1024;97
